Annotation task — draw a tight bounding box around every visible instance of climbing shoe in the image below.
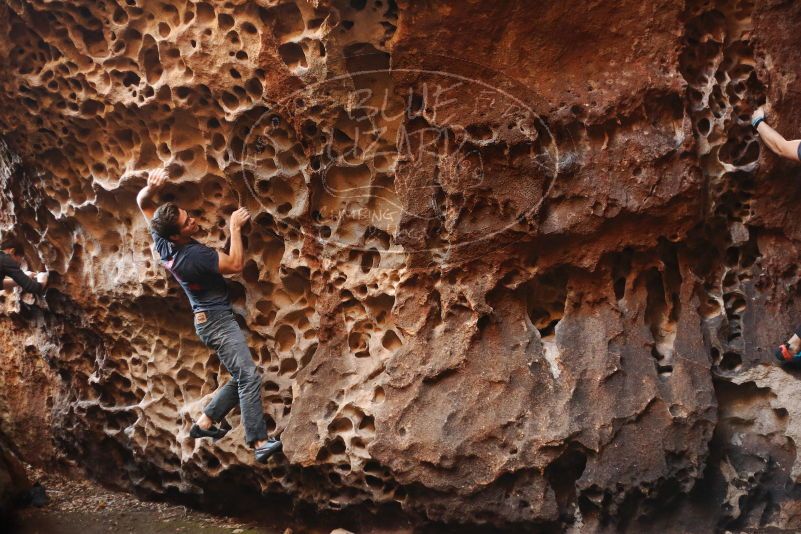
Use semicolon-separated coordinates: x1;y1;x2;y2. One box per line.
189;423;229;441
254;438;283;463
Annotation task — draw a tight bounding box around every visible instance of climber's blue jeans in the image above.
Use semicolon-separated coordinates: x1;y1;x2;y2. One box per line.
194;310;268;445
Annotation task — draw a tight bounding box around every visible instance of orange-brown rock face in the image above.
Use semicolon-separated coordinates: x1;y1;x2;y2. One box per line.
3;0;801;531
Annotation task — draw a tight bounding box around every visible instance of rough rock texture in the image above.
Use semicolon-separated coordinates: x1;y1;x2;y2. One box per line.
0;431;31;524
3;0;801;531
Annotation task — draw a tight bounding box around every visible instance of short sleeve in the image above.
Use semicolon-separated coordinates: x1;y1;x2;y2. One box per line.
150;229;173;261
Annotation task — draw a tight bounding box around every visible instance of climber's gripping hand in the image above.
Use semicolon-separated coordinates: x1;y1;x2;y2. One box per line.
147;167;168;191
138;167;169;220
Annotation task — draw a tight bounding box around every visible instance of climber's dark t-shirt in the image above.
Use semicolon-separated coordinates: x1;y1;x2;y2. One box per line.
150;230;231;313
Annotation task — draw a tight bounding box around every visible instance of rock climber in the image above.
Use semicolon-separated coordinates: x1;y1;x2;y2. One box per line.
136;167;282;463
751;108;801;362
1;238;48;294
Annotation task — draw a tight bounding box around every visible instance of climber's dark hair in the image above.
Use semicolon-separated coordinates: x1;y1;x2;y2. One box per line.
0;238;24;257
150;202;182;240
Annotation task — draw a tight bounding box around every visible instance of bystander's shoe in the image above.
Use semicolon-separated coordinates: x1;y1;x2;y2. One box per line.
27;482;49;507
775;343;801;363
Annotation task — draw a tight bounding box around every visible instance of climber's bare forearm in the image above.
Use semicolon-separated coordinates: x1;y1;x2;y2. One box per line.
137;184;158;204
2;278;14;290
137;185;159;213
756;122;801;161
218;208;250;275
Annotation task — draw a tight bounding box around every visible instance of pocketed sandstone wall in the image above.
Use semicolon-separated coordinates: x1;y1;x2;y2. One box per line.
1;1;801;531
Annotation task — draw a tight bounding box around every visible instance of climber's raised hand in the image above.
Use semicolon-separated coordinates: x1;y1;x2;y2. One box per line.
229;207;251;233
147;167;168;191
138;167;169;220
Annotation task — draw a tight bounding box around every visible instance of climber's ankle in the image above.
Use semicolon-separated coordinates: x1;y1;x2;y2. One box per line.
197;413;214;430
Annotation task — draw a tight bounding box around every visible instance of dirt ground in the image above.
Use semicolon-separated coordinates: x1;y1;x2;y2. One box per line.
4;465;326;534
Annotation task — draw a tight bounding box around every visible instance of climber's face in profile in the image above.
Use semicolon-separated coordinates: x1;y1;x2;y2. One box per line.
172;208;199;239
